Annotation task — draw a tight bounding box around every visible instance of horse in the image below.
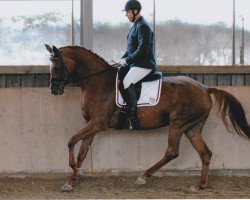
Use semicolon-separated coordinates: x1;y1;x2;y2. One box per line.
45;44;250;192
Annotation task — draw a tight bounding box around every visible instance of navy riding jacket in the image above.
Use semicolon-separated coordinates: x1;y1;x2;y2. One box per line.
122;16;156;70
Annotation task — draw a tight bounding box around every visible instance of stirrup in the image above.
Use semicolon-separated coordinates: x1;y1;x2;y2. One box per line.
128;117;139;130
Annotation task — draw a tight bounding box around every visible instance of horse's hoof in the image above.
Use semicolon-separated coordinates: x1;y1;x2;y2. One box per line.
60;184;73;192
135;177;146;186
190;185;205;192
190;186;198;192
77;173;84;181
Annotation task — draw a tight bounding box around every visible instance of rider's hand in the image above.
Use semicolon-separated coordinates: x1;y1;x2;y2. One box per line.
116;58;127;67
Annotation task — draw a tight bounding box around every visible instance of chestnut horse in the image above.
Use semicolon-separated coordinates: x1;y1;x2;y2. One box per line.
45;44;250;192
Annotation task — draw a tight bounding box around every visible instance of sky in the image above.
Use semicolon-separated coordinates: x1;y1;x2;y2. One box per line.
0;0;249;30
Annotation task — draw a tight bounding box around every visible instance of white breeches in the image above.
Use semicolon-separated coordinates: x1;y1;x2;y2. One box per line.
123;66;152;89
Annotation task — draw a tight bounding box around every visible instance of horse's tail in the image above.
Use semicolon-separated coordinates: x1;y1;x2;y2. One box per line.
208;87;250;139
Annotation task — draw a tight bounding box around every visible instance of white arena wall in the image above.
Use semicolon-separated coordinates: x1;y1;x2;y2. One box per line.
0;87;250;175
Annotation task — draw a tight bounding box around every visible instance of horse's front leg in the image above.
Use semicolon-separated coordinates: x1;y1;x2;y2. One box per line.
76;134;95;180
61;120;105;192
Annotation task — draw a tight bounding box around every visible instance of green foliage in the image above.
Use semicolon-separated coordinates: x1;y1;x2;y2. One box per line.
11;12;63;30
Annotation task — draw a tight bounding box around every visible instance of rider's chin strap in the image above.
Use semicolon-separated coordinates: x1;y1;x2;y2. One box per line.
132;10;140;22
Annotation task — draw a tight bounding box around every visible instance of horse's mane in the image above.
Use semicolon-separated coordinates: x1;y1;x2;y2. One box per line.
59;45;111;66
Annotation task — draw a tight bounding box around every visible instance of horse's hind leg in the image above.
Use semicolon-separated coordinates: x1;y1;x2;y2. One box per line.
185;122;212;190
136;124;182;185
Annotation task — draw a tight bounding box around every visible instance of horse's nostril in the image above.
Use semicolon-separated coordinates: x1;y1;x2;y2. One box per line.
51;90;58;95
58;89;65;95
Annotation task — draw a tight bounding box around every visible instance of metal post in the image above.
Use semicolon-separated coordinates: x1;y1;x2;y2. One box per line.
80;0;93;50
232;0;236;65
80;0;83;46
153;0;156;55
71;0;75;45
240;16;244;66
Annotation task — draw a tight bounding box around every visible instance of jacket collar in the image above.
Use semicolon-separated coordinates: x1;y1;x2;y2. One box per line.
131;16;143;29
128;16;143;36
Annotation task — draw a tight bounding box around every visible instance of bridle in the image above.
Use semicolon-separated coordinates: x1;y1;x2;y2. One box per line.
49;56;69;87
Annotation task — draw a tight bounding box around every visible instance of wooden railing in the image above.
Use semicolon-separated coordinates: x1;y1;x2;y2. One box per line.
1;65;250;74
157;65;250;74
0;65;250;87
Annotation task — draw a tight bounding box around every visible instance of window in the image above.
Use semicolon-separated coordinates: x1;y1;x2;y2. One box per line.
0;0;249;65
0;0;80;65
155;0;250;65
93;0;153;63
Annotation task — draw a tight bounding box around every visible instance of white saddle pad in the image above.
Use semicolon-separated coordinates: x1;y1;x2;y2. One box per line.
116;75;162;108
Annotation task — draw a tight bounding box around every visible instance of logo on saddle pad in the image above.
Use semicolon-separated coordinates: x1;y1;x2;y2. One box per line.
116;75;162;107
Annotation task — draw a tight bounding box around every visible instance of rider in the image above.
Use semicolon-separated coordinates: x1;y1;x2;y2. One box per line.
117;0;156;130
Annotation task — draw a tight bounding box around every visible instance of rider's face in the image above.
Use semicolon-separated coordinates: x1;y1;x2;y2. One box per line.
125;10;134;22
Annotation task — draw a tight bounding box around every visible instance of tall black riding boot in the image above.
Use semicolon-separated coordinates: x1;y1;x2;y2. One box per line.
126;84;139;130
115;106;129;130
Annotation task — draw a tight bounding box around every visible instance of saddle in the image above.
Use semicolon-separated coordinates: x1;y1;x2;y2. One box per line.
116;69;162;130
118;70;162;104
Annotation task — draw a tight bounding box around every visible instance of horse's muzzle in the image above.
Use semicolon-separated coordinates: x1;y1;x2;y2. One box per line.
50;84;65;95
50;89;64;95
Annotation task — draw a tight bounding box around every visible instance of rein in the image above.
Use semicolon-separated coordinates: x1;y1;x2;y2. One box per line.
50;53;119;85
77;65;117;81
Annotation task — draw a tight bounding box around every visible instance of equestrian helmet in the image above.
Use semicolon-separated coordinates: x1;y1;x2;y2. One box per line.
123;0;142;12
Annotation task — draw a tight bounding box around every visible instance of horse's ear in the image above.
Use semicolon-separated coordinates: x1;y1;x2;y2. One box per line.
52;45;59;56
45;44;52;54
